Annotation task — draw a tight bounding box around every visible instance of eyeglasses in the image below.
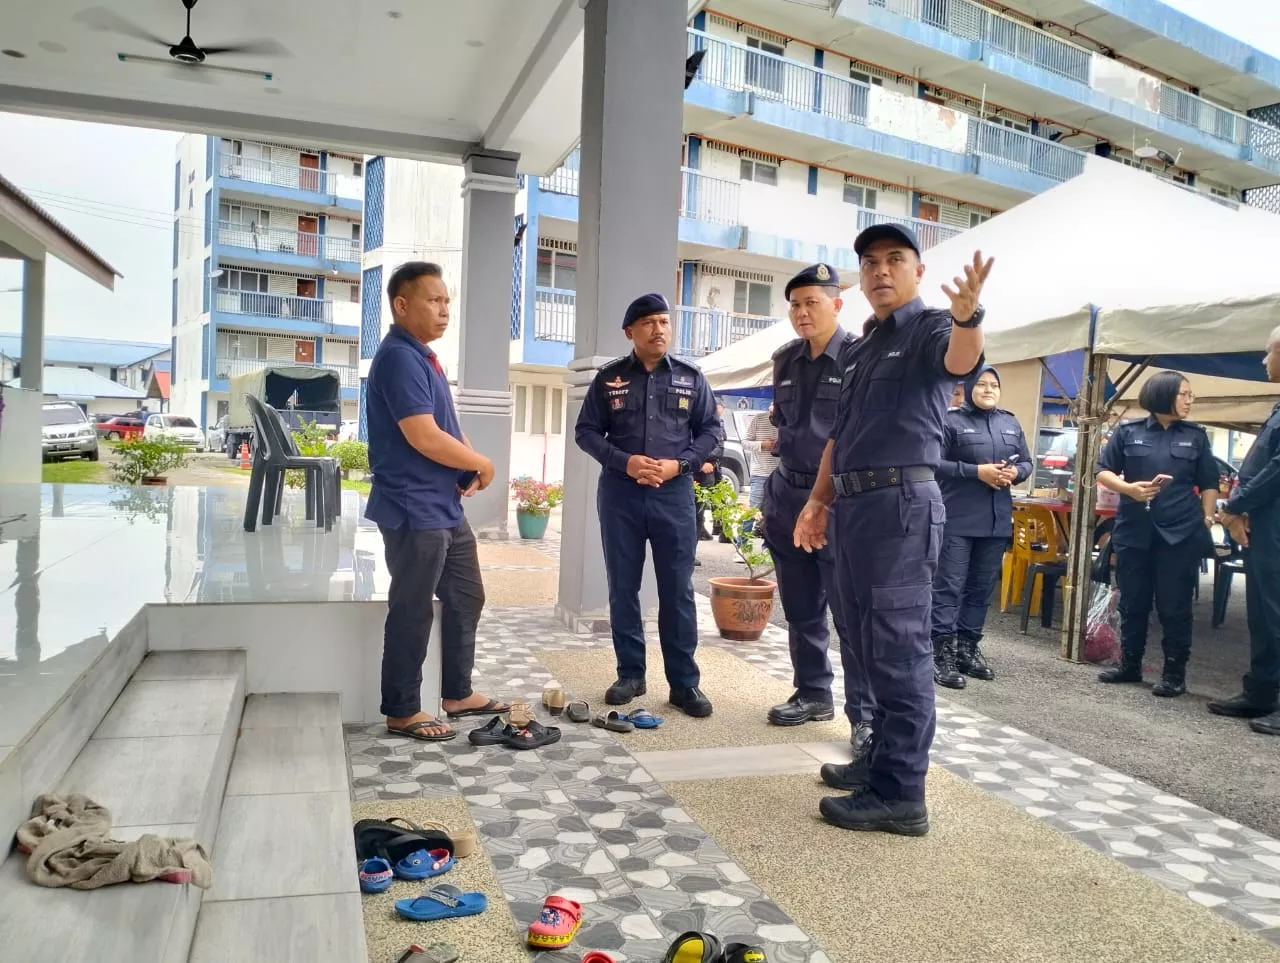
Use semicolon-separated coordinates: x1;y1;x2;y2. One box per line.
1178;391;1195;401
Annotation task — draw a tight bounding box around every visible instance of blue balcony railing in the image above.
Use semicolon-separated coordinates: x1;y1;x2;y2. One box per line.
679;168;741;226
854;209;964;250
543;149;580;196
673;307;776;358
214;356;359;389
967;119;1086;182
214;289;333;323
533;287;576;343
217;222;361;263
217;152;362;202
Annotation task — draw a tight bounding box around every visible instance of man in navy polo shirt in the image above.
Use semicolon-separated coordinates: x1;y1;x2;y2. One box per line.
365;261;510;742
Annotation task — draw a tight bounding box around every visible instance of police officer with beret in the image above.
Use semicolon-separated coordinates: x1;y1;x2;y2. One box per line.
762;263;876;756
794;226;992;836
576;293;725;718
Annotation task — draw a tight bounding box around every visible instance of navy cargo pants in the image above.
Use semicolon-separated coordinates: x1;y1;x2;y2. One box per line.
597;471;700;691
1244;511;1280;702
832;479;945;803
931;534;1008;642
761;470;874;724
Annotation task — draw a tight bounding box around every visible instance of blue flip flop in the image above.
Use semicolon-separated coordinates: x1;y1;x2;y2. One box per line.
395;847;456;880
358;857;393;893
395;884;488;922
623;708;663;729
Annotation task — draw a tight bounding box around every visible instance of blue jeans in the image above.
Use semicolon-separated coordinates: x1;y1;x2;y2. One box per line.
744;474;768;534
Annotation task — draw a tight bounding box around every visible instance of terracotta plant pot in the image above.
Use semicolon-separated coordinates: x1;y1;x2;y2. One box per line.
708;576;776;641
141;477;167;486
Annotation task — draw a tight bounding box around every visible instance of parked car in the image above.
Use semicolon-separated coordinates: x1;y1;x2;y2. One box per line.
206;415;230;454
96;415;146;441
144;414;206;452
41;402;99;462
713;408;756;496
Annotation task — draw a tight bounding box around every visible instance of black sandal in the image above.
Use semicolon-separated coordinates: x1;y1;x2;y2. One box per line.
386;718;457;742
503;720;562;750
445;698;512;720
468;715;515;747
662;932;723;963
354;819;454;865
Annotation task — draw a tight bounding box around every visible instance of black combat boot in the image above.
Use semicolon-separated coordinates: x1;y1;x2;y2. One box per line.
1151;657;1187;697
933;636;965;690
1098;652;1144;684
955;633;995;681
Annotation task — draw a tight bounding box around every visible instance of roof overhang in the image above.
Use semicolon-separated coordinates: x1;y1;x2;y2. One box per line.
0;172;120;289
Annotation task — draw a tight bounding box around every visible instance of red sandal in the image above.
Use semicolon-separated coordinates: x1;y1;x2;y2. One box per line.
526;894;583;949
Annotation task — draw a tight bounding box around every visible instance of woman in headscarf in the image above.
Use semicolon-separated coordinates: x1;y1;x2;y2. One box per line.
931;365;1032;689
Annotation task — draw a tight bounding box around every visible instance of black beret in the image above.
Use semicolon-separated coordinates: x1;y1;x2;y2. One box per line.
623;293;670;329
784;263;839;299
853;222;921;257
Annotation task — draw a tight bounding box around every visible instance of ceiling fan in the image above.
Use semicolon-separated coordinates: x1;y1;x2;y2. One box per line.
76;1;287;83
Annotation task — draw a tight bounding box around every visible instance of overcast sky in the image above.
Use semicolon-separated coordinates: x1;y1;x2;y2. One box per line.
0;0;1277;344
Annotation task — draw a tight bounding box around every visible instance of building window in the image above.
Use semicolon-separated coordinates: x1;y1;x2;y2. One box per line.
513;384;528;433
351;221;362;241
188;188;194;210
744;36;785;94
733;280;772;317
203;190;212;245
172;221;180;268
219;203;271;228
350;283;361;303
842;183;877;208
217;269;269;293
531;385;547;434
849;68;883;87
535;247;578;291
352;160;364;177
110;367;119;383
969;211;991;227
739;158;778;186
174;161;182;210
550;387;564;435
202;257;211;312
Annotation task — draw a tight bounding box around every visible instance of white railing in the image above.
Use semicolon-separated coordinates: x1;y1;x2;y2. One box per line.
854;208;965;250
967;119;1087;182
217;222;360;263
533;288;576;343
688;28;869;124
680;168;742;226
218;153;361;200
214;289;333;323
214;356;359;389
673;307;776;358
543;149;580;196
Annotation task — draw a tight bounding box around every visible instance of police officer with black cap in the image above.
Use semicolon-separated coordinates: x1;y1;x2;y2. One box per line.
762;263;875;755
576;293;724;718
794;226;992;836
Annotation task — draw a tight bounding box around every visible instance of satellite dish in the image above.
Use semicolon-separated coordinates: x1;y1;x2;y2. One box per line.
1133;144;1159;159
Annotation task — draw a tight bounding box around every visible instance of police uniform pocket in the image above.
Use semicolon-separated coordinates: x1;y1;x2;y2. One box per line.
664;388;692;418
1123;443;1151;458
1169;445;1197;461
865;359;906;410
775;383;799;422
814;381;841;410
869;582;933;663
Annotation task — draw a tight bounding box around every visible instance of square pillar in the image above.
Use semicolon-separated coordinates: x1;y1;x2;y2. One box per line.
556;0;688;631
456;150;520;537
20;258;45;393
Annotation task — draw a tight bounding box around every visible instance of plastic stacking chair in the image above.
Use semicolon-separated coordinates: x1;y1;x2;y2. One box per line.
1002;505;1062;615
1212;531;1247;629
242;395;339;533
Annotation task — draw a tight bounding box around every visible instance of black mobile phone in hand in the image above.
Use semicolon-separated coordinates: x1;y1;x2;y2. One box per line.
458;470;477;490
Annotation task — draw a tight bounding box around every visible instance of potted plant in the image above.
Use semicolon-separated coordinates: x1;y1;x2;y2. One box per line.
696;479;776;641
511;476;563;539
329;439;370;481
110;437;188;487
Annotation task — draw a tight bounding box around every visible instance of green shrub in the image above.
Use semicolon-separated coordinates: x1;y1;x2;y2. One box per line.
329;439;370;473
110;437;188;486
695;479;774;582
285;420;331;489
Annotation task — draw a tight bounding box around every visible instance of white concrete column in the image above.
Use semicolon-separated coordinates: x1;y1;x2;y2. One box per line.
556;0;688;631
456;149;520;537
20;258;45;392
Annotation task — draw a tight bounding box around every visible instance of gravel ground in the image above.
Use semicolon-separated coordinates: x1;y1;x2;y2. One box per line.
693;536;1280;839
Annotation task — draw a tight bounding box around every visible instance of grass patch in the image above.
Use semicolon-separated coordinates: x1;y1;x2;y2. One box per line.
42;459;109;484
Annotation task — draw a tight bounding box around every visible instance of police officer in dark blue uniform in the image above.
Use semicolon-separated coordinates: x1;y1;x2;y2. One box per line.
794;227;991;836
762;263;875;754
931;364;1031;688
1096;370;1219;696
576;293;724;718
1213;325;1280;734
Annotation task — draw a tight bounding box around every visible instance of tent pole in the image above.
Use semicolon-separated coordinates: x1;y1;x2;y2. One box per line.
1039;358;1072;403
1060;349;1109;662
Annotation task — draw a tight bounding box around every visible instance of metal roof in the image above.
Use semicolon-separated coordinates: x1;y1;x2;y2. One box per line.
0;171;121;287
0;332;167;367
16;365;146;401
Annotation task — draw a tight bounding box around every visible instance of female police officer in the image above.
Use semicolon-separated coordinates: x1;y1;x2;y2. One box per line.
1096;370;1219;697
931;365;1031;688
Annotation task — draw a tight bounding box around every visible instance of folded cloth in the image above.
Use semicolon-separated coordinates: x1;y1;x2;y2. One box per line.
16;793;213;891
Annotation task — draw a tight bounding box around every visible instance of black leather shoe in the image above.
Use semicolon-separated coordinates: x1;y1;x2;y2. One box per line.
933;636;965;690
819;787;929;836
768;693;835;726
1249;711;1280;736
1098;660;1143;684
605;677;646;706
820;760;869;791
850;721;873;753
956;635;995;681
669;686;713;718
1209;692;1278;718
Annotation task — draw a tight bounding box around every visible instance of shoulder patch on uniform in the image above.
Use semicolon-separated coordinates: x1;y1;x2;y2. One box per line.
1182;421;1208;433
771;338;804;361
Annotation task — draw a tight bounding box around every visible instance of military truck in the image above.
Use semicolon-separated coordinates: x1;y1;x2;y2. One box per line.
221;366;342;458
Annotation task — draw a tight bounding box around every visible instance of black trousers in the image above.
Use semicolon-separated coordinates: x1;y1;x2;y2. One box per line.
1114;534;1202;665
378;520;485;718
1244;514;1280;702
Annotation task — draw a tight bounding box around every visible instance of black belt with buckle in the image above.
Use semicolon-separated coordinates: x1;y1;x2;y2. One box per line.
778;466;818;488
832;465;934;497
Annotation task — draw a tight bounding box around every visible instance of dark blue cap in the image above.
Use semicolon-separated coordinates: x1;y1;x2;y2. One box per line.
623;293;670;328
784;263;839;299
853;222;921;258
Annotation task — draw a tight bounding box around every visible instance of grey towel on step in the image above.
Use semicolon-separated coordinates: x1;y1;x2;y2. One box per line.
15;793;213;890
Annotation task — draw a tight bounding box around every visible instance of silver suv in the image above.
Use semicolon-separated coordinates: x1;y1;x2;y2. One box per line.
42;402;99;462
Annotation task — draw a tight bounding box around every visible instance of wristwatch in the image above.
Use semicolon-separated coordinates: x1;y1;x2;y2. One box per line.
952;305;985;329
678;459;692;476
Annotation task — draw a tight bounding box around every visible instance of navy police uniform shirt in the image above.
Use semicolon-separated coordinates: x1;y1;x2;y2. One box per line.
575;352;723;477
830;297;982;472
937;399;1032;538
771;327;858;473
1229;401;1280;521
364;324;467;531
1097;416;1220;549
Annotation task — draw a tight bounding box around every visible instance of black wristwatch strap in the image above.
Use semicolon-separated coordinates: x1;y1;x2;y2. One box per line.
678;459;691;476
952;305;985;329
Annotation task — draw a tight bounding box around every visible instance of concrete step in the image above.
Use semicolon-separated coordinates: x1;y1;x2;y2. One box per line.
189;692;367;963
0;650;246;963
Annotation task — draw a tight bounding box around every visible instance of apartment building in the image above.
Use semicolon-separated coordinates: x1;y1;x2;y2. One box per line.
171;135;365;429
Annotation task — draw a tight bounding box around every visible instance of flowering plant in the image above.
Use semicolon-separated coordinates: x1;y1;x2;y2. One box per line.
511;476;564;516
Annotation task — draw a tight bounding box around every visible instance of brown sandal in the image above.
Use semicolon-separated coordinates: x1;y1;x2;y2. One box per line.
418;819;478;859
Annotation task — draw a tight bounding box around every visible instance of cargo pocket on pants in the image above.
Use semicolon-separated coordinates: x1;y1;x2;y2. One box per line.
869;582;933;664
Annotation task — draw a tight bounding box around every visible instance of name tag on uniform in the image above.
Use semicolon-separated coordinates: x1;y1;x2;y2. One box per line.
673;377;693;387
1002;429;1019;435
824;376;842;384
1174;441;1194;447
960;428;977;434
779;379;794;387
885;350;904;359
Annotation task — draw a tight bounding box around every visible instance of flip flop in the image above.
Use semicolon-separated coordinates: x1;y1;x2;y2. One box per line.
723;943;768;963
386;718;457;742
468;715;515;746
416;819;478;859
445;698;512;719
395;883;488;922
504;720;562;750
542;687;566;717
395;945;460;963
526;895;583;949
566;700;590;723
358;857;393;893
592;710;635;733
395;847;455;880
354;819;454;865
662;931;724;963
622;708;663;729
